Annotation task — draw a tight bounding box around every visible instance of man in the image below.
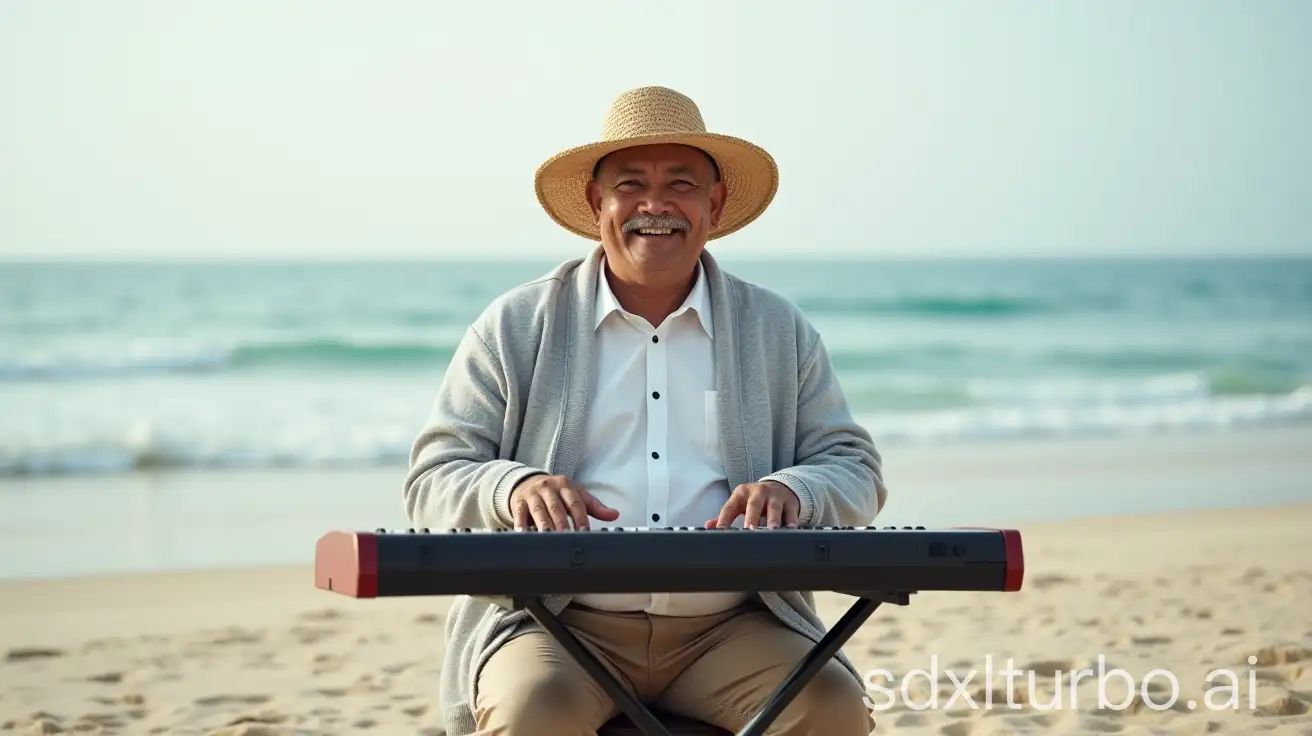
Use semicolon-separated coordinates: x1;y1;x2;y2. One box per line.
404;86;886;736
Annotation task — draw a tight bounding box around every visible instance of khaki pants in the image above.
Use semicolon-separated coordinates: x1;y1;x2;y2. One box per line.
473;600;874;735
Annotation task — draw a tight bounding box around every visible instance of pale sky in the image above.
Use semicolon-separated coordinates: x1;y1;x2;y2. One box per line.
2;1;1309;261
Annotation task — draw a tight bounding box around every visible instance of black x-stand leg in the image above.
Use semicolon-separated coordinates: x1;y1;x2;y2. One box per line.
515;592;911;736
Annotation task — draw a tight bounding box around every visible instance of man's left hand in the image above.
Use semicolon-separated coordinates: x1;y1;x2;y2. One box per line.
706;481;800;530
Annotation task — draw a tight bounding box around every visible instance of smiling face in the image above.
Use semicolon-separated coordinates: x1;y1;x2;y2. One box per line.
586;143;726;287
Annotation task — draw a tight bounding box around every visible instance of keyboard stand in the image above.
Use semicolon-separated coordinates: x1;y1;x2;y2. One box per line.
515;591;912;736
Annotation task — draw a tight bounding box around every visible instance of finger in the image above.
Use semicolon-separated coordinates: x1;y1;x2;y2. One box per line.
512;496;530;531
582;490;620;521
543;490;570;531
715;491;745;529
765;493;785;529
746;486;770;529
558;486;589;530
528;496;553;532
784;494;800;528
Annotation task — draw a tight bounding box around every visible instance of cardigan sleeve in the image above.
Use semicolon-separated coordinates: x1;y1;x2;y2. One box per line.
759;331;887;527
402;324;546;531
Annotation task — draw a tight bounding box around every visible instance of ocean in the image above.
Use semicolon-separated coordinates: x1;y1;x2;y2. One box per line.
2;256;1311;478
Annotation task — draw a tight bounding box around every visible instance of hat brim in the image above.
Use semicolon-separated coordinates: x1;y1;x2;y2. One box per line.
534;132;779;241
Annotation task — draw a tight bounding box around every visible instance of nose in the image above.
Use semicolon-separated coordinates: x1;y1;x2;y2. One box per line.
637;187;676;216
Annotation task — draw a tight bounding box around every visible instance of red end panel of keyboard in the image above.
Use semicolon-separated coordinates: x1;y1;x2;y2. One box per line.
314;531;378;598
1001;529;1024;592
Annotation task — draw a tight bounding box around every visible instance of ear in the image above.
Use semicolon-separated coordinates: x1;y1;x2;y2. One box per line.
585;179;602;221
708;180;727;230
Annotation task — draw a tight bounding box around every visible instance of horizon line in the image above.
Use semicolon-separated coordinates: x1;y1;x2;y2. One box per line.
3;251;1310;265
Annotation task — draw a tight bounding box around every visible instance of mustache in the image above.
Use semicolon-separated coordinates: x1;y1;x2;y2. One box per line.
622;214;690;233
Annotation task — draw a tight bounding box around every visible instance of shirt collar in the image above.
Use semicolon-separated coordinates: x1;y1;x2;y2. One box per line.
595;257;713;338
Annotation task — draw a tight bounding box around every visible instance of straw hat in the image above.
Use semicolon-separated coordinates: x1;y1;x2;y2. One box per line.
534;86;779;241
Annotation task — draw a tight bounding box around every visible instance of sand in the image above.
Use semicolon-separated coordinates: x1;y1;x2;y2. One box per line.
2;432;1311;734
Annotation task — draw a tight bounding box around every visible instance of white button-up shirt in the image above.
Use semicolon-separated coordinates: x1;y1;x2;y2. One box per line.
572;258;748;616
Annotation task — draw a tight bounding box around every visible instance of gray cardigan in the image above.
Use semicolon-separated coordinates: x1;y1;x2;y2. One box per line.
403;246;887;736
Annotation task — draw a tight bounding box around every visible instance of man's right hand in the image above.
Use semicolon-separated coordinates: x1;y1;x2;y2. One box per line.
509;474;620;531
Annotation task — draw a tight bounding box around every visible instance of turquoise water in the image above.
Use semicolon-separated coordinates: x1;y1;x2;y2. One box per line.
3;256;1311;477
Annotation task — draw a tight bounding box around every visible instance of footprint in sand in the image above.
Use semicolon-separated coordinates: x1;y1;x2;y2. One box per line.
1131;635;1173;646
1251;646;1310;666
1256;693;1310;716
86;671;125;684
311;652;349;675
938;722;975;736
1100;580;1138;598
243;653;281;671
1029;573;1079;590
225;711;289;726
193;694;273;707
401;704;429;717
1165;721;1223;736
290;626;339;646
66;712;128;731
85;692;143;708
299;608;345;622
80;638;129;654
3;647;65;662
24;718;63;735
1141;677;1175;696
1254;667;1293;684
1021;659;1075;678
1239;566;1267;583
206;726;285;736
312;678;390;699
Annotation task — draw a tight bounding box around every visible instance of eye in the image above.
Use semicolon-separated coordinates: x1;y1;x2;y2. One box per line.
616;180;642;191
670;179;696;190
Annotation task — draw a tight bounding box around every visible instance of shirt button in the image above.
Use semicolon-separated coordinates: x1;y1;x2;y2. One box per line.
651;335;659;343
651;513;660;522
651;451;659;459
652;391;660;399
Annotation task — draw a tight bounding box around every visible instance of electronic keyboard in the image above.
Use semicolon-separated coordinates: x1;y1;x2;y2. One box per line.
313;525;1023;599
312;523;1024;736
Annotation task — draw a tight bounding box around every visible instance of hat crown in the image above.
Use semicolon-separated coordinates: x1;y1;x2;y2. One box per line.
600;86;707;141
